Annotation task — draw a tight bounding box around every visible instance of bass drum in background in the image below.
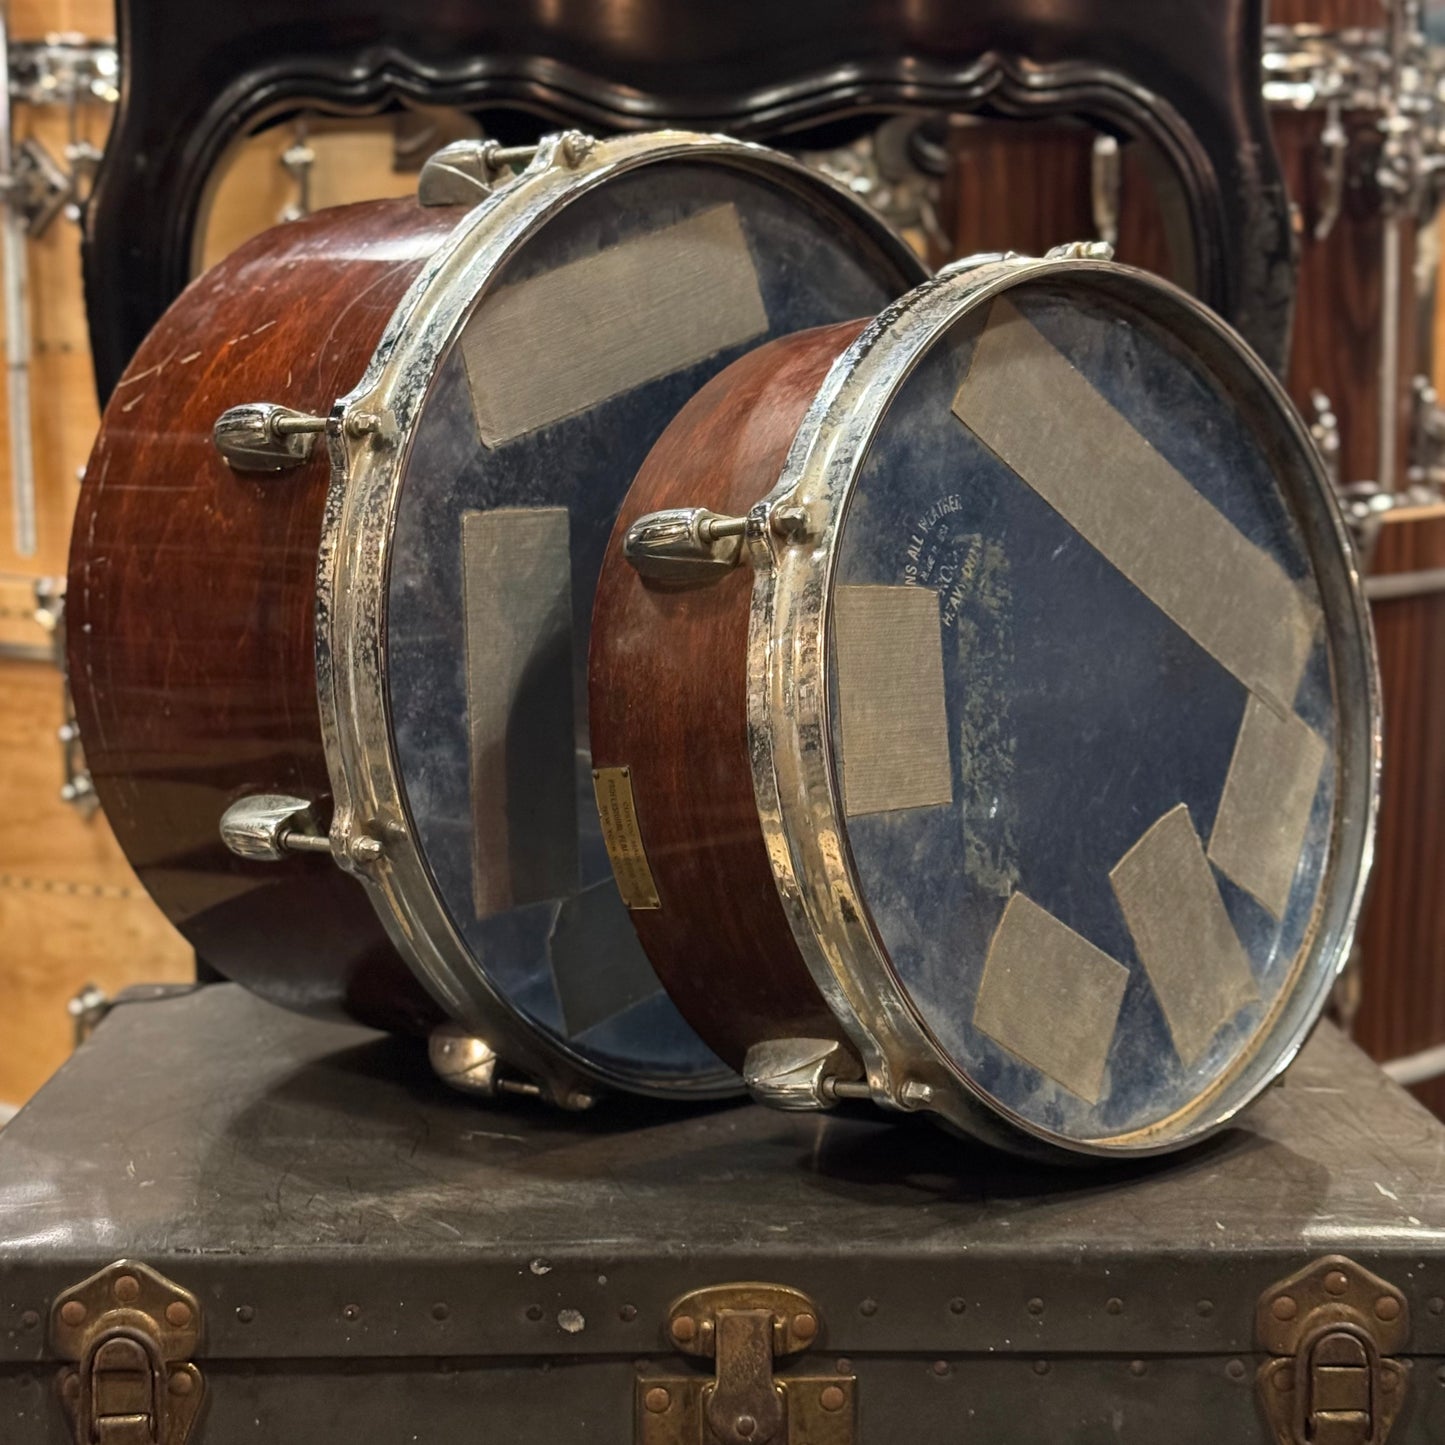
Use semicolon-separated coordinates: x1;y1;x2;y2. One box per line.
66;130;927;1108
591;250;1378;1159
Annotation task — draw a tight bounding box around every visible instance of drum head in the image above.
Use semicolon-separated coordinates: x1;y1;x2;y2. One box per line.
346;138;924;1094
784;263;1374;1150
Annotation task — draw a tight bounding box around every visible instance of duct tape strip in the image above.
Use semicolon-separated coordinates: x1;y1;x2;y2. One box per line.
974;891;1130;1103
833;584;955;817
462;507;578;918
1110;803;1260;1067
1207;696;1327;918
460;204;769;447
952;298;1319;714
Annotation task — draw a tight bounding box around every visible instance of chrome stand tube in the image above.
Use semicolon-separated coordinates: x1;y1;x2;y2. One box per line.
0;3;34;556
1380;208;1402;493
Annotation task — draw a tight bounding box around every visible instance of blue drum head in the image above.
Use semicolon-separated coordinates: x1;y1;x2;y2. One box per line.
384;149;923;1092
820;270;1369;1147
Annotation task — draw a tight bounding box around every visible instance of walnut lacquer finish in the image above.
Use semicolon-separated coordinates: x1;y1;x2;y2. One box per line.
589;322;864;1069
67;199;462;1031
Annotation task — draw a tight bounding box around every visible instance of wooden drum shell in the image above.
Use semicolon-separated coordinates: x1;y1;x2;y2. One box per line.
588;322;864;1070
66;199;461;1031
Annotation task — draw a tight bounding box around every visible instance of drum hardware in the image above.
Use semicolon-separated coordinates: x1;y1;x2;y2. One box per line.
741;1038;874;1112
1341;481;1398;565
218;794;338;862
8;37;118;109
1377;113;1414;502
32;578;98;817
1318;98;1350;240
1256;6;1445;506
1381;1035;1445;1084
1089;133;1121;249
1407;372;1445;487
1309;389;1343;488
1363;562;1445;597
416;129;595;207
0;5;33;558
0;31;115;557
935;239;1115;282
428;1024;597;1110
67;983;111;1048
278;117;315;224
798;115;945;260
623;505;817;583
212;402;329;471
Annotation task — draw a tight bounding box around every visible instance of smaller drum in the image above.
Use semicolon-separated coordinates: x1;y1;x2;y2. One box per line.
590;245;1378;1159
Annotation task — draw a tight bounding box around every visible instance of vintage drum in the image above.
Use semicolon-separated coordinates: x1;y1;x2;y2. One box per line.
65;129;926;1107
590;247;1379;1158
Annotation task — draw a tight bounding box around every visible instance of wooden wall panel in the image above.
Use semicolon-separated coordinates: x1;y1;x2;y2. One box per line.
198;120;416;272
0;659;192;1108
0;4;429;1107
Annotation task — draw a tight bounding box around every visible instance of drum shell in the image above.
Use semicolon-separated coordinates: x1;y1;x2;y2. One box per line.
588;321;864;1070
66;199;461;1032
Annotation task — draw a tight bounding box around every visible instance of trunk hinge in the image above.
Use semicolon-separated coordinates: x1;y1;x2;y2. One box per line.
50;1259;204;1445
1257;1254;1410;1445
639;1282;854;1445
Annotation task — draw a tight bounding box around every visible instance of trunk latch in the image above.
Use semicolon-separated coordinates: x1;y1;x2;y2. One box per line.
1257;1254;1409;1445
50;1259;204;1445
639;1282;854;1444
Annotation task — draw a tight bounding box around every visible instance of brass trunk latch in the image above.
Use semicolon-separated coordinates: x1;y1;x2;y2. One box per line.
1257;1254;1409;1445
50;1259;204;1445
638;1282;854;1445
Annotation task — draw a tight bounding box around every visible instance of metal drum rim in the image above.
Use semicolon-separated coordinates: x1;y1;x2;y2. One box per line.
747;252;1381;1158
314;128;928;1102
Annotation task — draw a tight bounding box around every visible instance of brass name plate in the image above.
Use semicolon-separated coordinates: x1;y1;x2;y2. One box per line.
593;766;661;910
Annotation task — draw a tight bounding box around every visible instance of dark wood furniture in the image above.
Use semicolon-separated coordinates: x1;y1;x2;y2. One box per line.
84;0;1292;398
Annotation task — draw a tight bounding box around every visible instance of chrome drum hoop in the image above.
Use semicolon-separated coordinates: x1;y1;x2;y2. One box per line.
315;130;927;1104
747;254;1381;1159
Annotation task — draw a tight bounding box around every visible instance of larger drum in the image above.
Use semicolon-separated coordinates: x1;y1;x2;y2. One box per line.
591;248;1379;1158
66;130;926;1106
